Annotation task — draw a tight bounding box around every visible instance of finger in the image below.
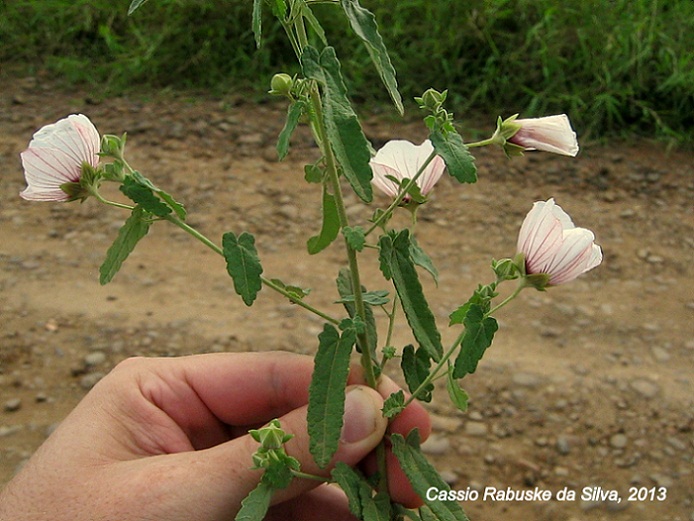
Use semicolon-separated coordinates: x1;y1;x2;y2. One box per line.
170;384;389;517
266;485;355;521
114;352;370;449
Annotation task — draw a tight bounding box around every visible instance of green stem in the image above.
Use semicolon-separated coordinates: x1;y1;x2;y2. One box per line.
403;279;525;408
161;214;341;326
364;149;437;237
291;469;328;483
92;191;135;211
466;136;498;148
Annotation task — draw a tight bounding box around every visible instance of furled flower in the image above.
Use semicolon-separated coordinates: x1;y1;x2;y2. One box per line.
370;139;446;202
517;198;602;287
20;114;100;201
506;114;579;157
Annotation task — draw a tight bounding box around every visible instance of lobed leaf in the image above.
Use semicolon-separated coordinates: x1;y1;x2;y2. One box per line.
340;0;403;115
307;186;340;254
382;390;405;419
452;304;498;378
124;171;186;220
430;129;477;184
235;482;272;521
99;206;151;285
308;324;356;468
342;225;366;252
301;46;373;202
120;176;171;217
391;431;469;521
222;232;264;306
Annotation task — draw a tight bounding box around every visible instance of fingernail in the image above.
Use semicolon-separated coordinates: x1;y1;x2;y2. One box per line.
341;386;382;444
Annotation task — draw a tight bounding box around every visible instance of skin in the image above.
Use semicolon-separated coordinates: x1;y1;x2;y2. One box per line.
0;352;431;520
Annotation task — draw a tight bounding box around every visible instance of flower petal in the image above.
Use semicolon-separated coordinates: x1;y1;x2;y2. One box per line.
370;139;445;199
510;115;579;157
19;114;100;202
517;198;602;285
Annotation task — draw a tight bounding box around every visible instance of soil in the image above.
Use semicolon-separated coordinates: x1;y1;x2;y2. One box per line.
1;75;693;521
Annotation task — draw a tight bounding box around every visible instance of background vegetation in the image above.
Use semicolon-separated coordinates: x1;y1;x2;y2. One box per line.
1;0;692;143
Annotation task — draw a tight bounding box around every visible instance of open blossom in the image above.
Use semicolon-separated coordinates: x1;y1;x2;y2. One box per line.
508;114;578;157
517;198;602;286
370;139;446;201
20;114;100;201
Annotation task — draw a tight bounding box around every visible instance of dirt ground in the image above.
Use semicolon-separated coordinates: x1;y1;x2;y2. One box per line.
1;75;692;521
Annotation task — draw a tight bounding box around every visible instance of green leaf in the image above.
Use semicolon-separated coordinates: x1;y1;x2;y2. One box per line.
452;305;498;378
342;226;366;252
446;366;469;412
401;345;433;403
222;232;264;306
120;176;171;217
337;289;389;307
331;462;367;518
127;0;150;15
391;431;469;521
449;284;498;326
235;481;272;521
332;464;392;521
269;278;310;301
301;46;373;203
252;0;263;48
307;186;340;254
340;0;403;115
362;492;392;521
430;129;477;184
308;324;356;468
385;175;426;204
382;390;405;419
304;162;325;183
99;206;151;285
122;171;186;220
277;100;306;160
409;235;438;285
301;2;328;46
379;231;443;361
336;268;378;361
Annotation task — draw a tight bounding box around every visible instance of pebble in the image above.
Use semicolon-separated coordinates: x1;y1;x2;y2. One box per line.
610;433;628;449
630;378;661;399
0;425;22;437
650;346;670;363
512;372;542;388
464;421;488;437
3;398;22;412
649;473;674;488
84;351;107;367
421;434;451;455
556;436;571;455
80;373;105;390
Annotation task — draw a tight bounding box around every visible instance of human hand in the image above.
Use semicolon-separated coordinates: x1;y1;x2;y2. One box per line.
0;352;431;520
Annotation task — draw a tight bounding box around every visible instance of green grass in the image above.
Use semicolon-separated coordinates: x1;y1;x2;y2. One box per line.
1;0;692;143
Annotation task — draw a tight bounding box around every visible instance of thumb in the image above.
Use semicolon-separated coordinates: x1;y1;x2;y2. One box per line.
191;384;388;516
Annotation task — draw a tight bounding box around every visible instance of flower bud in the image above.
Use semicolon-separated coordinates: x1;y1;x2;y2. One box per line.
416;88;447;112
507;114;579;157
269;73;293;96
